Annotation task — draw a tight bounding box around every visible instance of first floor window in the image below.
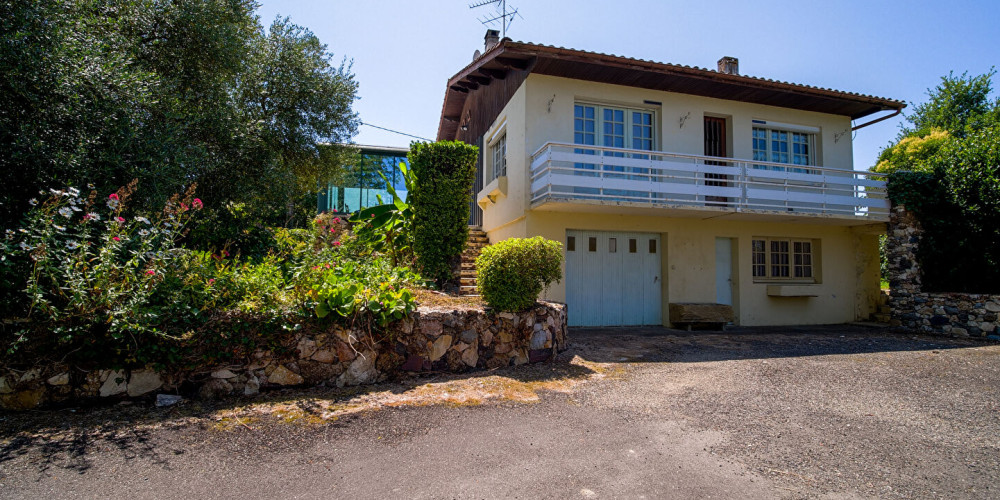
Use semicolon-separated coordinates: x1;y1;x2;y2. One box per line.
491;134;506;180
752;124;816;171
752;237;816;281
574;103;655;151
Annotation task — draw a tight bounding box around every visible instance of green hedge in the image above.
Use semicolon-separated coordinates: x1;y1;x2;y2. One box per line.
888;167;999;293
407;141;479;286
476;237;563;312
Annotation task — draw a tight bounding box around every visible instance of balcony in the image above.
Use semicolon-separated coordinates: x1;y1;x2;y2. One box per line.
529;142;889;223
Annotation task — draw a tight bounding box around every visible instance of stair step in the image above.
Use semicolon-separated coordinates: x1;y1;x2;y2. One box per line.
878;305;890;314
872;313;891;323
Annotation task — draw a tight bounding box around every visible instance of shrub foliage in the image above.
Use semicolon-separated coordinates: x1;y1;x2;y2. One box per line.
0;188;420;367
879;70;1000;293
476;237;563;312
407;141;479;286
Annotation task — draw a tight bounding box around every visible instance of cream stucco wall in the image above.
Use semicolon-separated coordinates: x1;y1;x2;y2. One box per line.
474;73;880;326
522;212;881;326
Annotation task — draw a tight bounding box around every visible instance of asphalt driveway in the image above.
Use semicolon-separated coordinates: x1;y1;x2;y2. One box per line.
2;324;998;499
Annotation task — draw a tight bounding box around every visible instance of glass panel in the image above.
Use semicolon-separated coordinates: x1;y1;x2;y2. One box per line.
629;238;637;253
567;236;575;252
771;130;789;164
589;237;597;252
609;238;617;253
752;239;766;277
770;240;790;278
752;128;768;163
648;239;656;253
793;240;813;278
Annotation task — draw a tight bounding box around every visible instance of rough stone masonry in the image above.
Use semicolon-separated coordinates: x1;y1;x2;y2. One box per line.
886;204;1000;339
0;302;568;410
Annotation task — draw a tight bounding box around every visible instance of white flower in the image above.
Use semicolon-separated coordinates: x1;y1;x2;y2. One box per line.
86;212;101;221
49;189;64;196
58;207;72;218
53;224;65;231
66;240;79;250
138;229;150;237
87;183;95;190
19;242;31;251
136;216;150;224
107;199;119;209
28;198;38;206
68;187;80;197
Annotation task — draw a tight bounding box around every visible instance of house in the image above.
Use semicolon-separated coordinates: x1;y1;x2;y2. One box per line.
437;31;905;327
317;144;409;214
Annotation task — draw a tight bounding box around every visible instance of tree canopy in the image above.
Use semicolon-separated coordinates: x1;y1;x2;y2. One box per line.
0;0;359;241
878;69;1000;292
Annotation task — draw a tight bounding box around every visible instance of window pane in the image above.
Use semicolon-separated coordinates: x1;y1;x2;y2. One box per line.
609;238;617;253
770;240;790;277
629;238;637;253
752;239;766;277
649;239;656;253
589;237;597;252
567;236;575;252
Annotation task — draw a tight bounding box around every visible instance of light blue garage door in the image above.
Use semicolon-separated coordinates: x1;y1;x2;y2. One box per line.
565;230;662;327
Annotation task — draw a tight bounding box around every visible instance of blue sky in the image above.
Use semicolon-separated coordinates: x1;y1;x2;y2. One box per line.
256;0;999;169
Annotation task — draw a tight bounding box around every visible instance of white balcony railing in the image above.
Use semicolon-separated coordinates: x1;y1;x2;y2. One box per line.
530;142;889;220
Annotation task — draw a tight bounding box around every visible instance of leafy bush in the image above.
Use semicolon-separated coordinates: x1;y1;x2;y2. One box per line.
878;70;1000;293
311;258;419;328
0;183;422;367
476;237;563;312
0;182;202;359
407;141;479;287
350;161;415;267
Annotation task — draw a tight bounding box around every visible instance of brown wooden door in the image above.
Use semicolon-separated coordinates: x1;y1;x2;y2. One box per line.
703;117;729;206
704;116;727;158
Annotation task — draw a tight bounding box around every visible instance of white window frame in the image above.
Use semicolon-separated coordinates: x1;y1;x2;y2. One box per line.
574;102;656;151
751;123;817;172
490;133;506;181
752;237;817;282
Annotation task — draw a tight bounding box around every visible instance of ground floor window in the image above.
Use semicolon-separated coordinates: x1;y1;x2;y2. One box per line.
752;237;816;281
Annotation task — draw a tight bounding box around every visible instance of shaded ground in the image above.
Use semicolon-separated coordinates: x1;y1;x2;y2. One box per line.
2;324;998;499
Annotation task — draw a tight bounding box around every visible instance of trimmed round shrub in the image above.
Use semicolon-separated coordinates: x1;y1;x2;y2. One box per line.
476;237;563;312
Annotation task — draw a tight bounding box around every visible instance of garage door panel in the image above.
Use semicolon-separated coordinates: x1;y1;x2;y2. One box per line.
567;230;661;327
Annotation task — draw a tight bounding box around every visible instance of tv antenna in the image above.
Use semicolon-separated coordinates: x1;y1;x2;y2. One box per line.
469;0;523;38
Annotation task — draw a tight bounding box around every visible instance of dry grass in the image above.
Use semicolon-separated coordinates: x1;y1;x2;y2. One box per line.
206;354;623;430
409;287;484;309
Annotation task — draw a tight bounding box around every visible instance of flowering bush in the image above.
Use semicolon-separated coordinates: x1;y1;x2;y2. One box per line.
0;182;201;359
1;181;423;367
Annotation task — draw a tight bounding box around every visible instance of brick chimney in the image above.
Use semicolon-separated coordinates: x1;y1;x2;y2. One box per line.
717;56;739;75
484;29;500;51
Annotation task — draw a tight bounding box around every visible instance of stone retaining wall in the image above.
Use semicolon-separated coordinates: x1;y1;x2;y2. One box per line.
0;301;568;410
886;204;1000;339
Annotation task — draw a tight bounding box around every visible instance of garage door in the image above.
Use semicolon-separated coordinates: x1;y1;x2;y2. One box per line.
565;230;662;327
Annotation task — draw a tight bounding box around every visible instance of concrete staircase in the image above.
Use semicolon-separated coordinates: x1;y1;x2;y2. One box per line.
870;289;891;323
459;229;489;296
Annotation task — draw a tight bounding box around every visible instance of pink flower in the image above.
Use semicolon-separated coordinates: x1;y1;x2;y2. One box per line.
329;227;336;233
208;278;215;285
108;193;119;201
192;198;203;209
112;236;121;242
333;217;341;223
145;270;155;275
82;214;92;221
180;203;188;211
116;216;125;223
333;241;341;247
370;213;375;218
311;266;319;271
